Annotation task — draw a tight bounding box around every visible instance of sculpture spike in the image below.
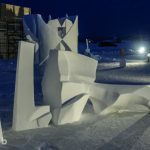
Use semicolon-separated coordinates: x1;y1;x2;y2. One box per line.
66;13;68;18
49;15;52;20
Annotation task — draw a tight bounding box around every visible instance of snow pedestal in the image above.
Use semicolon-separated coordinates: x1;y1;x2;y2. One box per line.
12;41;52;131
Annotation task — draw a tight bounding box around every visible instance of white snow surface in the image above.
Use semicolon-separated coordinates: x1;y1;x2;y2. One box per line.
96;61;150;84
1;112;150;150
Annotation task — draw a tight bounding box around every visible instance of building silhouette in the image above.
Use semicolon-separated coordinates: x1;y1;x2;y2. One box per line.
0;3;31;58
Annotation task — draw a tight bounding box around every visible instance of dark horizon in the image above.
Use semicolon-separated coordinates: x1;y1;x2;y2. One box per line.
1;0;150;40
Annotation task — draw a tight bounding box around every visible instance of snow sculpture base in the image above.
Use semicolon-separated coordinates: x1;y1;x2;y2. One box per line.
12;41;52;131
89;84;119;113
52;94;89;125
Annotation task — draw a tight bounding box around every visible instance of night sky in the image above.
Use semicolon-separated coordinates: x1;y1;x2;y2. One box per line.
1;0;150;40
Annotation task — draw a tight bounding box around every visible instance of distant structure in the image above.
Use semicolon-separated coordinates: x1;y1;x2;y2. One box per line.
119;48;126;68
85;38;90;54
84;39;100;61
0;3;31;59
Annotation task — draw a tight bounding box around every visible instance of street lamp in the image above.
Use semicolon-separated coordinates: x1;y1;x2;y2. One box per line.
138;47;146;54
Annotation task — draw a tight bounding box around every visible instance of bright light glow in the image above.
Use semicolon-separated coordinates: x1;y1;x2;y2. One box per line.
147;53;150;57
138;47;146;54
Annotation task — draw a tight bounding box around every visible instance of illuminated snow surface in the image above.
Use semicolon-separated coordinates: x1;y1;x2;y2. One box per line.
1;60;150;149
97;61;150;84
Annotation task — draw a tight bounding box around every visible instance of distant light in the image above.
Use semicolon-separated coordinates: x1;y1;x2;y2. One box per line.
147;53;150;57
138;47;146;54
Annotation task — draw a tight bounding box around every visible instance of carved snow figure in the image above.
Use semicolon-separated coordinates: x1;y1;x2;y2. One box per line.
42;50;95;124
23;15;104;125
42;50;119;125
23;14;78;65
12;41;52;131
22;14;150;126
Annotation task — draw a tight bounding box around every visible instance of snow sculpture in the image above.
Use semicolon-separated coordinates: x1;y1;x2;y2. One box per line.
48;16;78;53
0;121;7;145
23;15;78;65
23;15;39;63
42;50;119;124
42;50;96;124
96;84;150;115
88;84;119;113
23;14;150;125
12;41;52;131
24;14;115;125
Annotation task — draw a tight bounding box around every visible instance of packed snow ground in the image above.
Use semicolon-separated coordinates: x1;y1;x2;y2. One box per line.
1;113;150;150
97;61;150;84
1;59;150;149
